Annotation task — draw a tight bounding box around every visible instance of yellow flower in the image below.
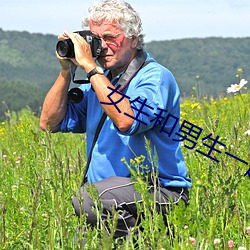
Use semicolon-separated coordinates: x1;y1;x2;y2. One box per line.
237;67;243;73
130;159;135;165
180;111;187;117
191;103;201;109
135;156;141;164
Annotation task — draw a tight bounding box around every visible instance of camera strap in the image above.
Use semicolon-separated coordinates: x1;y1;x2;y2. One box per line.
81;50;149;186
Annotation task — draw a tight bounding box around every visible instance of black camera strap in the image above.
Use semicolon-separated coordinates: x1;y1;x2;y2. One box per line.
81;50;149;186
81;112;107;185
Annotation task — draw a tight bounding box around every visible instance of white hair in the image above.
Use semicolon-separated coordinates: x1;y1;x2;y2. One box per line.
82;0;145;49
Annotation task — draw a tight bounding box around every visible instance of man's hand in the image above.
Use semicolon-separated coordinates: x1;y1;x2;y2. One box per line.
62;31;96;73
56;33;79;71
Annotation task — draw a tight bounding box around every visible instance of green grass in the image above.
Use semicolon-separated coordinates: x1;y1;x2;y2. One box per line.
0;92;249;249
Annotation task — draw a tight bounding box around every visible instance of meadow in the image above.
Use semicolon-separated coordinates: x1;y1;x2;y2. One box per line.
0;83;249;249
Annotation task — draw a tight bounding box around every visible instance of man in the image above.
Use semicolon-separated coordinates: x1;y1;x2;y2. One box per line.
40;0;192;242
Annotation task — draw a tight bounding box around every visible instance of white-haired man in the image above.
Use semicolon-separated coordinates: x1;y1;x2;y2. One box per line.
40;0;192;242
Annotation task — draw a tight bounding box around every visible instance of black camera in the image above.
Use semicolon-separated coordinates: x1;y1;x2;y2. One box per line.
56;30;102;58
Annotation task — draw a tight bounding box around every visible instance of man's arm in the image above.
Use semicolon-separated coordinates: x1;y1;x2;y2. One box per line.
40;56;72;132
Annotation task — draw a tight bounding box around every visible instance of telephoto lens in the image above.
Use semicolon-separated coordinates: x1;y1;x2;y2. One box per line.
56;39;75;58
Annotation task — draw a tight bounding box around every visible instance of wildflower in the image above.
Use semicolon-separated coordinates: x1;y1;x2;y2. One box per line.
244;130;250;136
191;103;201;109
135;157;141;164
228;240;235;248
130;159;135;165
237;67;243;73
196;180;201;185
42;213;48;221
20;207;25;214
227;79;248;93
238;247;246;250
246;226;250;235
214;238;221;244
12;185;17;192
189;237;196;246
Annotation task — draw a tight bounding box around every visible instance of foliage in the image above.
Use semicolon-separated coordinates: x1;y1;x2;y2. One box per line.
0;28;60;89
0;79;46;121
0;90;249;249
0;29;61;121
145;37;250;98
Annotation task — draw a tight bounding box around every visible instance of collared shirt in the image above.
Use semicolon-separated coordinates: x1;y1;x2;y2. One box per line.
57;52;192;188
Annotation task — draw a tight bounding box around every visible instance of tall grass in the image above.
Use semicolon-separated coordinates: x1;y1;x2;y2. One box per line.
0;92;249;249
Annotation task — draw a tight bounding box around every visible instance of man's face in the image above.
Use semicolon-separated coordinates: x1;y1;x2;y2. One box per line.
89;20;138;73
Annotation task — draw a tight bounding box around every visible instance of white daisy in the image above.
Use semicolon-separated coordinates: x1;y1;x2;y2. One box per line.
227;79;248;93
244;130;250;136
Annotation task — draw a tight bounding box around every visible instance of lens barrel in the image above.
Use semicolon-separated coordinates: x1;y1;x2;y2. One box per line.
68;88;84;103
56;39;75;58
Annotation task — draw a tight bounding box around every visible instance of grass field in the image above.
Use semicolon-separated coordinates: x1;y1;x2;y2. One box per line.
0;86;249;249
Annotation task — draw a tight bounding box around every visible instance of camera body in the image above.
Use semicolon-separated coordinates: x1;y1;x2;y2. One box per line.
56;30;102;58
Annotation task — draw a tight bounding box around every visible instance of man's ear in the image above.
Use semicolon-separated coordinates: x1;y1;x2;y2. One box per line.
131;36;139;48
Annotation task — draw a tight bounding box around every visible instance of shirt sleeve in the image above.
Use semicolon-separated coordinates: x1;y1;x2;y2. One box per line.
118;62;181;136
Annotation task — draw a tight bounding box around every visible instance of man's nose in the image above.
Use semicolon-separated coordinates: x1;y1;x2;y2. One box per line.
101;38;108;49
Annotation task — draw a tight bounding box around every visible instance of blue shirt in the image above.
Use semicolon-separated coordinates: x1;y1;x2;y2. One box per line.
58;52;192;188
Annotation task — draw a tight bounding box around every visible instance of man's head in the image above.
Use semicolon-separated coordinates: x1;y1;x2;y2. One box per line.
82;0;144;74
83;0;144;49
